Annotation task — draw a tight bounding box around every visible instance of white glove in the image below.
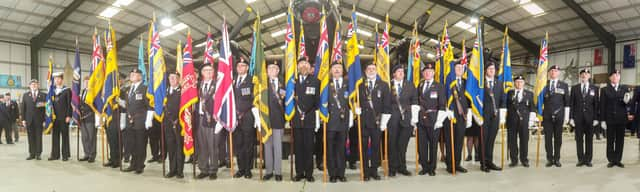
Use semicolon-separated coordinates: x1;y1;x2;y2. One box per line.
435;110;446;129
117;98;126;108
465;109;472;128
94;115;102;127
623;92;632;104
119;113;127;130
251;107;261;130
380;114;391;131
348;111;354;128
569;119;575;127
499;108;507;125
593;120;599;127
563;107;570;125
315;110;320;132
528;119;534;128
354;107;362;115
601;122;607;130
529;112;537;128
214;123;223;134
411;105;420;127
446;110;454;120
145;111;154;130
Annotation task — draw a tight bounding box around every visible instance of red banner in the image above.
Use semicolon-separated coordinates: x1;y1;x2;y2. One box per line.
594;48;602;66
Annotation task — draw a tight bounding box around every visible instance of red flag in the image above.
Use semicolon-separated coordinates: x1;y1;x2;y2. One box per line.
213;19;237;132
179;31;198;156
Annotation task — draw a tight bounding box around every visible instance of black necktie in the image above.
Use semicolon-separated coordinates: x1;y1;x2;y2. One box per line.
130;85;136;97
489;81;493;90
550;81;555;92
368;80;373;91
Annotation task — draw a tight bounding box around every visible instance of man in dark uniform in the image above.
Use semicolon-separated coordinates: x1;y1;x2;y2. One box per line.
103;78;125;168
164;72;184;178
506;75;535;167
481;62;505;172
49;72;72;161
326;62;350;183
147;114;162;163
569;69;599;167
263;61;285;182
22;79;46;160
387;65;418;177
444;62;472;174
291;58;319;182
5;93;19;143
118;77;130;163
356;62;391;181
195;64;220;180
416;64;446;176
79;76;99;163
122;69;151;174
543;65;570;167
0;95;11;144
233;58;257;179
600;70;633;168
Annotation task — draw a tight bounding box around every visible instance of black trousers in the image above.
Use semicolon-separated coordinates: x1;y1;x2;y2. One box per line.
327;130;346;177
164;123;184;174
347;124;360;164
293;128;314;176
508;120;529;164
148;120;161;160
130;128;148;171
314;129;323;167
51;119;70;159
218;128;229;164
0;121;12;143
387;116;412;172
418;124;440;172
575;118;594;163
606;123;625;163
361;126;381;176
106;120;121;164
543;116;563;162
483;116;499;165
234;125;256;173
444;119;466;169
26;121;43;156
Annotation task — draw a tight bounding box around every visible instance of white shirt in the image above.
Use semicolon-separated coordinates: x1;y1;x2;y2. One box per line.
612;83;618;91
581;82;589;94
486;77;494;88
55;86;64;95
515;89;524;102
367;78;376;89
201;80;213;92
393;79;403;93
169;86;178;95
130;82;141;96
237;75;246;85
423;80;433;93
334;78;343;89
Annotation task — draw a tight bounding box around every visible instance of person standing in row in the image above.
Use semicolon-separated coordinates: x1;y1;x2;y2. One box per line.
416;64;446;176
23;79;46;160
0;95;11;144
122;69;151;174
326;62;350;183
233;59;257;179
481;63;505;172
444;62;472;174
263;61;285;182
506;75;535;167
49;72;72;161
79;76;99;163
543;65;570;167
291;58;318;182
600;69;634;168
569;69;599;167
163;72;184;179
195;64;220;180
387;65;418;177
5;93;19;144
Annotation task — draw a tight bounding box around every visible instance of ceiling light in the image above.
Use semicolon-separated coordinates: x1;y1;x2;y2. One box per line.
262;12;286;24
522;3;545;16
99;7;121;18
195;42;206;47
161;18;172;27
356;29;372;37
470;16;478;24
113;0;134;7
454;21;476;34
386;0;397;3
171;23;188;31
355;12;382;23
245;0;257;3
159;23;188;37
271;29;287;37
428;39;439;44
427;53;435;58
514;0;531;4
159;29;176;37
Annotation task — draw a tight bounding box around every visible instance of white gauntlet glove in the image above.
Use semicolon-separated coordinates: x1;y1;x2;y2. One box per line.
349;111;354;128
315;110;320;132
251;107;261;131
466;109;472;128
411;105;420;127
214;123;223;134
120;113;127;130
528;112;537;129
563;107;570;125
593;120;599;127
569;119;575;127
117;98;126;108
145;111;154;130
355;107;362;115
380;114;391;131
95;115;102;128
435;110;446;129
499;108;507;124
601;122;607;130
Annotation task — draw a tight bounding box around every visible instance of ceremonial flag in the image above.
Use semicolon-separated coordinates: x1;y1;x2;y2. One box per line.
102;23;120;124
85;28;105;114
71;39;81;124
498;27;513;94
346;9;362;111
331;22;343;64
147;17;167;121
407;21;421;88
213;19;237;131
284;3;297;122
176;40;183;75
464;24;485;125
441;21;454;84
43;57;56;135
180;30;198;156
138;38;147;85
251;15;272;143
316;8;331;122
434;40;442;83
298;24;307;59
375;14;390;86
203;31;216;67
534;32;549;120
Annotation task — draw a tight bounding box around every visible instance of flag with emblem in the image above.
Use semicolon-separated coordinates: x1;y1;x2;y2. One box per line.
464;24;485;125
147;16;167;121
534;32;549;120
213;19;237;131
43;57;56;135
316;8;330;122
498;27;513;94
251;15;272;143
346;9;362;112
138;38;147;85
71;38;81;124
180;29;198;156
102;22;120;124
298;24;307;59
85;28;105;114
407;21;421;88
284;3;297;122
375;15;390;86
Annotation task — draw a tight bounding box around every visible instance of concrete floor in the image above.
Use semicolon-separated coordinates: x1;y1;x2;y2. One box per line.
1;130;640;192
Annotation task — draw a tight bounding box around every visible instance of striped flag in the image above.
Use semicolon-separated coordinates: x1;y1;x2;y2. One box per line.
346;9;362;112
204;31;216;67
464;24;485;126
316;8;331;122
71;39;81;124
138;38;147;85
498;27;513;94
102;22;120;124
375;15;391;86
43;57;56;135
213;19;237;131
298;24;307;59
407;21;421;88
147;17;167;121
85;29;105;114
180;30;198;156
331;22;343;64
284;3;297;122
534;32;549;120
251;15;272;143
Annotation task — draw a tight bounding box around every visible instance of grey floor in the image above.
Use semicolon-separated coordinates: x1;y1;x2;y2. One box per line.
1;129;640;192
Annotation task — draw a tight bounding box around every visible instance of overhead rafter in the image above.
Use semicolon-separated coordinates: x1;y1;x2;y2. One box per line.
428;0;539;57
116;0;221;52
561;0;616;73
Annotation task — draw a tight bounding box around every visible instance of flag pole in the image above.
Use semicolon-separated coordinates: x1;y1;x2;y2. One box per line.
501;123;505;169
257;128;263;180
229;129;234;177
356;90;364;181
384;128;389;177
414;127;419;175
536;121;541;167
289;123;294;180
161;118;166;177
101;121;105;165
76;120;81;161
323;122;327;183
117;118;123;171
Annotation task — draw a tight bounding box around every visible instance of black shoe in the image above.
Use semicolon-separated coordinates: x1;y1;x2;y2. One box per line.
79;157;89;162
48;157;59;161
262;174;273;181
554;161;562;167
176;173;184;179
363;176;370;181
607;162;615;168
585;162;592;167
165;172;176;178
465;155;472;161
616;162;624;168
103;162;115;167
110;163;121;168
545;162;554;167
398;169;411;176
389;171;396;177
6;142;13;144
209;173;217;180
196;173;209;179
428;171;436;176
135;170;144;174
371;174;381;180
122;167;135;172
147;159;157;163
349;163;357;170
275;175;282;181
316;165;323;171
329;177;337;183
522;162;530;167
234;171;245;178
123;159;130;163
339;176;347;182
456;167;467;173
88;159;95;163
26;156;35;160
293;174;305;181
508;162;518;167
488;163;502;171
418;169;429;175
62;157;69;161
244;172;253;179
480;166;490;173
576;162;584;167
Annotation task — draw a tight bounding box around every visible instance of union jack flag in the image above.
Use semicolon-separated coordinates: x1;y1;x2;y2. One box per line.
204;32;215;66
213;19;237;132
331;22;342;63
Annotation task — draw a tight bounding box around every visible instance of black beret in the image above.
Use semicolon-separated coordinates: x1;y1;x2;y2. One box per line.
130;68;142;74
30;79;39;84
548;65;560;72
579;68;590;74
609;69;620;76
4;92;10;96
514;75;525;81
391;64;404;73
